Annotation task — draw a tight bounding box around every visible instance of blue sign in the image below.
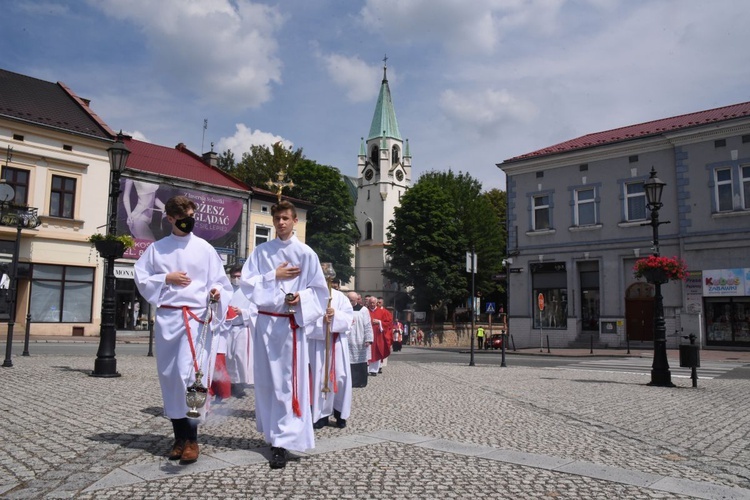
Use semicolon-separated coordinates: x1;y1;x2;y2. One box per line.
485;302;496;313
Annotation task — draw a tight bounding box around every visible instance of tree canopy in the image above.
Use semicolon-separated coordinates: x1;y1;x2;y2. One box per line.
384;169;506;315
383;181;465;313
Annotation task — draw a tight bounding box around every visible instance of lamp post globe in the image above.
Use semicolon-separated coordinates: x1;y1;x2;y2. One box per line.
92;132;130;378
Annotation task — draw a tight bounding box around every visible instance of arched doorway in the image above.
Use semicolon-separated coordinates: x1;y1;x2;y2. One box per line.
625;282;654;341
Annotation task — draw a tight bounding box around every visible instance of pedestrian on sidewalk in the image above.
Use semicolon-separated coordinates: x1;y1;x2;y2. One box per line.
476;325;485;350
134;195;232;465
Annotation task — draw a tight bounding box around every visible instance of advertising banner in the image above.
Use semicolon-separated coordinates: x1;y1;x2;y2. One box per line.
702;268;744;297
116;178;244;260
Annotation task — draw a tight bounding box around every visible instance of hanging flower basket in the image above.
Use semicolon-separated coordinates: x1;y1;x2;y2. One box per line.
88;233;135;259
94;240;126;259
633;256;688;284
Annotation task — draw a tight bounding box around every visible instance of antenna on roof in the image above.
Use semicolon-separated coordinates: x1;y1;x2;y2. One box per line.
201;119;208;154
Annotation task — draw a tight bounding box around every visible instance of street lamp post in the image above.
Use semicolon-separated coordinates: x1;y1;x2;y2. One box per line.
1;206;41;368
643;167;674;387
92;133;130;378
468;249;476;367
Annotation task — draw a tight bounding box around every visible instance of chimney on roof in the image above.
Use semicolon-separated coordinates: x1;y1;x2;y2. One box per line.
202;151;218;168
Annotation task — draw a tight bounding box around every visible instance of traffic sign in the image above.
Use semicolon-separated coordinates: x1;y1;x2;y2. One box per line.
485;302;496;314
537;293;545;311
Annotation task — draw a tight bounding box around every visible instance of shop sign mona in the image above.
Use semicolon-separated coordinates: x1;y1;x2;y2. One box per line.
702;268;744;296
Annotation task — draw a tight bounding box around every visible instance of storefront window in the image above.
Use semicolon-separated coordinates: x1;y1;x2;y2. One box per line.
30;264;94;323
532;262;567;329
705;297;750;346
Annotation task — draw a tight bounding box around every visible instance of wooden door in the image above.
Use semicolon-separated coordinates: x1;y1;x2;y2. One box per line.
625;282;654;342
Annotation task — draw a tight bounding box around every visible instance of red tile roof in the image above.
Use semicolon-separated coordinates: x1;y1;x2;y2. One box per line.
124;138;249;192
504;101;750;164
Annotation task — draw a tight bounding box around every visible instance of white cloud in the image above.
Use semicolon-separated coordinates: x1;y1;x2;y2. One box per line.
439;88;538;137
216;124;293;158
319;53;381;102
358;0;568;55
87;0;284;109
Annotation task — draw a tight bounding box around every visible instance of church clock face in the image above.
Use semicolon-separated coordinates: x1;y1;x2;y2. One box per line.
396;170;404;182
365;169;374;181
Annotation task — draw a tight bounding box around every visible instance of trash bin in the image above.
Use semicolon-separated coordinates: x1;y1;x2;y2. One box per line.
679;343;700;368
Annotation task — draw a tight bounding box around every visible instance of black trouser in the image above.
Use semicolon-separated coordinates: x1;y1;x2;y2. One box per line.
478;337;484;350
171;418;198;442
350;362;368;388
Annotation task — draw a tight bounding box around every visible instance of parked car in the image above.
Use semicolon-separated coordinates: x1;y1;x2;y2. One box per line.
485;334;503;350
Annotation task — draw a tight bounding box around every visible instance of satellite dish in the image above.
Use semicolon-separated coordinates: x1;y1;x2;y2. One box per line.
0;183;14;203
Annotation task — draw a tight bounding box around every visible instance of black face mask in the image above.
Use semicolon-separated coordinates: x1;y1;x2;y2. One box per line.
175;215;195;234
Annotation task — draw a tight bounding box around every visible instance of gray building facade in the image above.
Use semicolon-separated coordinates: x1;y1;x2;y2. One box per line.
500;101;750;350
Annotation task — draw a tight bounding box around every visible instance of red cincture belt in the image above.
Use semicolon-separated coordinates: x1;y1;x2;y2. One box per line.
160;305;212;384
258;311;302;417
330;332;340;393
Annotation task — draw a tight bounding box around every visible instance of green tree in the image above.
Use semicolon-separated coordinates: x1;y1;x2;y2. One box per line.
235;142;303;189
383;182;465;317
287;159;359;283
416;170;505;303
216;149;236;173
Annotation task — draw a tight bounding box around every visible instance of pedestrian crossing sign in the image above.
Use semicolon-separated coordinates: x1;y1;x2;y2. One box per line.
485;302;496;314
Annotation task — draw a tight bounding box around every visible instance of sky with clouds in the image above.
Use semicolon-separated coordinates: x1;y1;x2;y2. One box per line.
3;0;749;191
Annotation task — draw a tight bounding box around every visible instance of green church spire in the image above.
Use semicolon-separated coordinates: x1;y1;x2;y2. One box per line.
367;56;402;142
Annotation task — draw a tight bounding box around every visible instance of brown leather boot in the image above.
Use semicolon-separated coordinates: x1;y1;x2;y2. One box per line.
180;441;200;464
168;439;185;460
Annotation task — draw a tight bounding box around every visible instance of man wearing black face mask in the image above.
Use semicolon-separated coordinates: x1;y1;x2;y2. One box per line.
134;195;233;465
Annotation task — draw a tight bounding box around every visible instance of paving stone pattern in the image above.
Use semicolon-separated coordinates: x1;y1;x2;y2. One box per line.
2;351;750;499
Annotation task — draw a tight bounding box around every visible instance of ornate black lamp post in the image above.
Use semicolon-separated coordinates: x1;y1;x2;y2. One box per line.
1;202;41;368
92;133;130;378
643;167;674;387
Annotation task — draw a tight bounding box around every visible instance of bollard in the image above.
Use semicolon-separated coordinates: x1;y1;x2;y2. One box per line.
546;335;550;353
510;334;516;351
678;333;700;388
590;333;594;354
22;313;31;356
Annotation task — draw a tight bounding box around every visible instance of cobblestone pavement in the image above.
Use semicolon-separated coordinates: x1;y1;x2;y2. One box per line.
2;348;750;499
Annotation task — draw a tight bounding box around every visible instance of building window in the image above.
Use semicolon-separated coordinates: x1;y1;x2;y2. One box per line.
49;175;76;218
531;262;567;329
255;226;270;247
533;194;550;230
2;167;30;205
742;166;750;210
391;145;400;165
260;205;269;213
30;265;94;323
625;181;647;221
574;188;596;226
629;155;639;163
365;220;373;240
715;167;733;212
715;139;726;148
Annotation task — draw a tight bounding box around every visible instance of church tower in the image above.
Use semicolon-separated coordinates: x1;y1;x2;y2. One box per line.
354;59;412;300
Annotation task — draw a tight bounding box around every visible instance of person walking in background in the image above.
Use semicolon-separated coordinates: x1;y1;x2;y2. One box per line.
224;264;256;397
346;292;373;388
367;296;392;376
476;325;485;350
309;279;354;429
134;195;232;465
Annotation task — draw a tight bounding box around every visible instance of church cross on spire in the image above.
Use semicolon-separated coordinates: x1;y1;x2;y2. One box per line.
267;168;295;203
383;54;388;81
